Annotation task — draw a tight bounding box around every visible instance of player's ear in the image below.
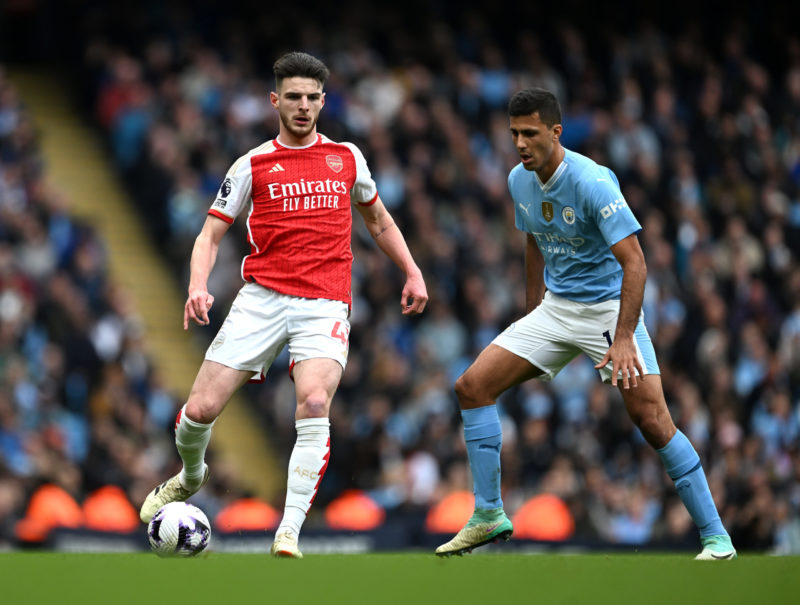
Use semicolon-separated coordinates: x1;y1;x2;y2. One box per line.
320;92;325;108
552;123;562;140
269;90;279;109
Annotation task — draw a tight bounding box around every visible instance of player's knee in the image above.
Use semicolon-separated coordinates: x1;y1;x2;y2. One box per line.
454;374;470;402
455;374;481;408
297;393;329;418
185;399;219;425
632;408;674;446
635;412;658;435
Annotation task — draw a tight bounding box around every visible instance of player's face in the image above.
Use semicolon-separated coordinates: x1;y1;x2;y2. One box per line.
510;113;563;178
270;77;325;144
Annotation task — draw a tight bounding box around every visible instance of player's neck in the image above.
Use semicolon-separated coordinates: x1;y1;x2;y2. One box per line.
277;128;318;148
536;144;565;183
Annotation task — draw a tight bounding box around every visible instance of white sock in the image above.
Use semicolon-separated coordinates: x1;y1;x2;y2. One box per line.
276;418;330;537
175;404;214;490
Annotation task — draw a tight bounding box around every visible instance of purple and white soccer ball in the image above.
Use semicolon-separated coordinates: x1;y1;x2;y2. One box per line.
148;502;211;557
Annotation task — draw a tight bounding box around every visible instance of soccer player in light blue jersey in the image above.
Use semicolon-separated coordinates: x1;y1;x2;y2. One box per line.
435;88;736;560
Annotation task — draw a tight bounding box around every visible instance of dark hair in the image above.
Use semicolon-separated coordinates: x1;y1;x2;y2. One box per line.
273;52;330;89
508;88;562;127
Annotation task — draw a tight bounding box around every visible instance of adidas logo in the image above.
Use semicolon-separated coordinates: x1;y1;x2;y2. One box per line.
269;163;285;173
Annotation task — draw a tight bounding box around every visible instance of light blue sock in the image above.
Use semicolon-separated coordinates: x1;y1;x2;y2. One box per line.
657;430;726;538
462;405;503;510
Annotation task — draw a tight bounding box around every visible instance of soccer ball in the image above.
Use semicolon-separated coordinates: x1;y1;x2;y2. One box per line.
147;502;211;557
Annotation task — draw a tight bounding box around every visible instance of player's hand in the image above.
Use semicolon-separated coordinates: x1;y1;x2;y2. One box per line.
594;337;644;389
401;272;428;315
184;289;215;329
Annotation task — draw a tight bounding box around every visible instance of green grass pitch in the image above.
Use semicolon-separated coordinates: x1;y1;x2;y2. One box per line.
1;552;798;605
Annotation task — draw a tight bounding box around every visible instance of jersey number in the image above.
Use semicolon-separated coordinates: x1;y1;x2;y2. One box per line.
331;321;349;345
602;330;613;347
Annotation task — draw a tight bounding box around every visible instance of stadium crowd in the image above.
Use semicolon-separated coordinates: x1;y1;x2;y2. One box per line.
0;65;187;541
1;1;799;553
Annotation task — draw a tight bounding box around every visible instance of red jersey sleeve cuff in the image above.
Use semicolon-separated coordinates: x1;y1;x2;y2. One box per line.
208;209;234;223
356;192;379;207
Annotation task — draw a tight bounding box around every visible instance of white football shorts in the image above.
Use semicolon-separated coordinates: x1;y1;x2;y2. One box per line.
492;290;659;383
205;282;350;381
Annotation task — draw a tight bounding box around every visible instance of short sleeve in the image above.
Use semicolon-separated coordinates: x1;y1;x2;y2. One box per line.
585;176;641;247
208;155;253;223
342;142;378;206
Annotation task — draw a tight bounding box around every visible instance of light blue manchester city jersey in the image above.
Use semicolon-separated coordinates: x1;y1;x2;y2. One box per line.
508;148;641;302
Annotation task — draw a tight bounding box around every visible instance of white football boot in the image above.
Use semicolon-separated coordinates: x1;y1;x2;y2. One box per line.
139;466;210;523
271;532;304;559
435;509;513;557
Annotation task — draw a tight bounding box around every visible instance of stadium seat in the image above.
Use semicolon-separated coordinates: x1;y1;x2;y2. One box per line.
215;497;281;532
424;490;475;533
511;494;575;541
82;485;139;532
15;484;84;542
324;490;386;530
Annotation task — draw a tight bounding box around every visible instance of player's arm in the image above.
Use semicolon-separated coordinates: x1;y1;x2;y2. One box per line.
184;214;232;329
355;196;428;315
525;233;546;313
594;232;646;388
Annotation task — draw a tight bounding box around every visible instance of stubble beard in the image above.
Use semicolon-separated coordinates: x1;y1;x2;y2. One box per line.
280;112;317;140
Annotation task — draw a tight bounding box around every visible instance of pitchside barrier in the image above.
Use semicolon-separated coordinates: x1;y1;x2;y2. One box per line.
35;527;704;555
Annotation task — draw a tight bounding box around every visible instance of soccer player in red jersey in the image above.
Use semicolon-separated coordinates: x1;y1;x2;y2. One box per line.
140;52;428;558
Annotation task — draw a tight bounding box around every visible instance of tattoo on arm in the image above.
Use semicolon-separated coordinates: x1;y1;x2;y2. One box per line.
373;221;395;239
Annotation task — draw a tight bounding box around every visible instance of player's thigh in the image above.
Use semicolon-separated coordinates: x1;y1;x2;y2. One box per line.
458;343;545;404
205;283;289;381
573;300;660;382
287;297;351;373
492;293;581;381
187;359;253;421
286;296;349;418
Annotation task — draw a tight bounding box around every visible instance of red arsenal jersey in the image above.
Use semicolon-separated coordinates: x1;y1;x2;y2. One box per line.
208;134;378;305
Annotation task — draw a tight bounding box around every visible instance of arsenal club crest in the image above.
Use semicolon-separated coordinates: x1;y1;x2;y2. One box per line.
542;201;554;222
326;155;343;173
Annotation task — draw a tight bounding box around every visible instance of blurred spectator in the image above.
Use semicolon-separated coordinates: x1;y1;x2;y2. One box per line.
0;67;192;545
